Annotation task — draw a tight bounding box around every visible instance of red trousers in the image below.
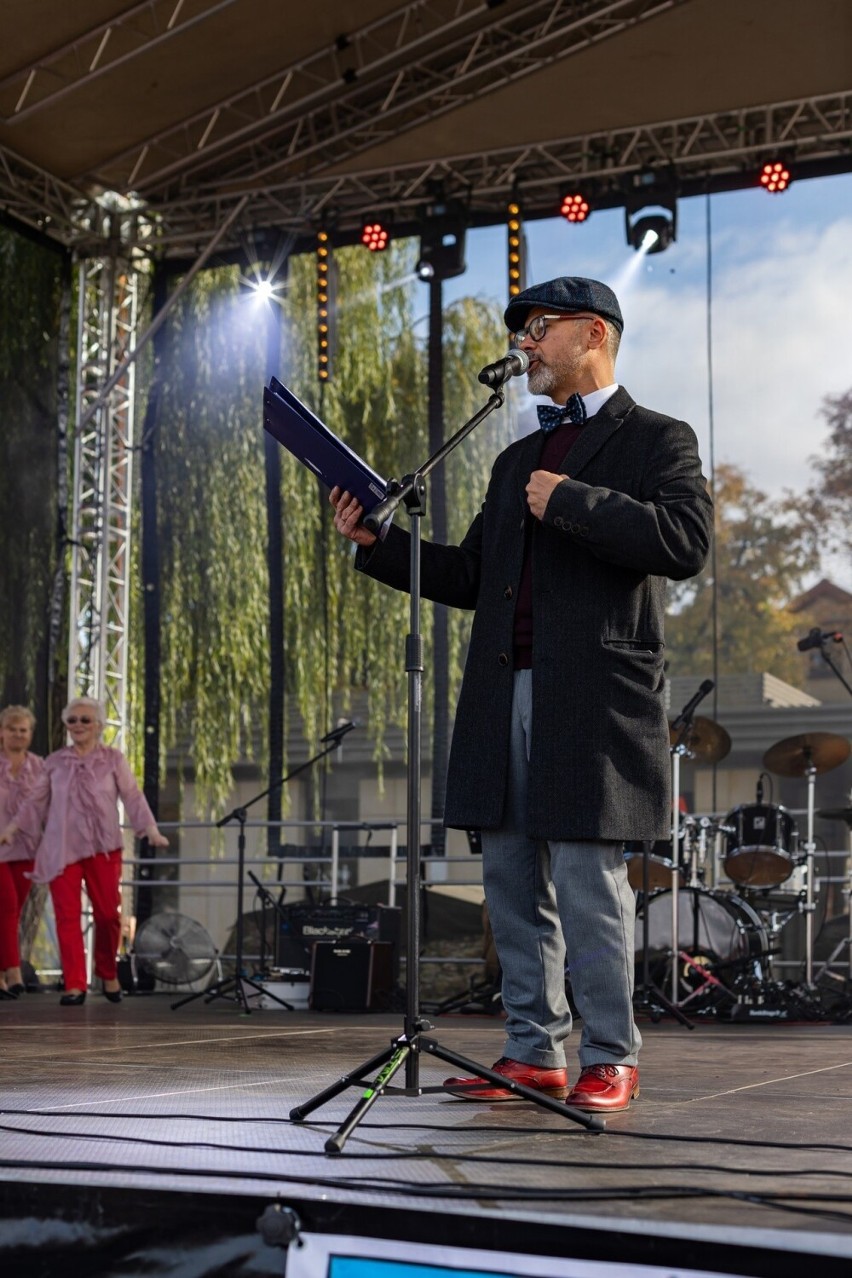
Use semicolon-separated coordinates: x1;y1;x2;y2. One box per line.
49;850;122;991
0;859;33;969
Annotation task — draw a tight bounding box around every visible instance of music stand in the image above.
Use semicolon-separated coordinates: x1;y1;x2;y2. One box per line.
171;726;357;1013
289;387;603;1149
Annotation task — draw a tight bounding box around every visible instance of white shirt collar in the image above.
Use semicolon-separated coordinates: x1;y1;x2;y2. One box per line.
580;383;619;418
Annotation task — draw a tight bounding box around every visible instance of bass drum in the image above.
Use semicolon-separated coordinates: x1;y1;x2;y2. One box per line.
635;887;768;1009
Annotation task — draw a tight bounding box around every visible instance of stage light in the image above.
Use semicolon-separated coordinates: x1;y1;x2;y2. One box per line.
625;203;677;255
507;200;525;297
255;278;275;300
361;220;389;251
759;161;791;193
559;193;590;224
316;230;335;382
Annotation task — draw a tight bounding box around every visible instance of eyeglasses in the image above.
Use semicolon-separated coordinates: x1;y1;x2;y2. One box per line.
66;716;94;725
510;313;595;345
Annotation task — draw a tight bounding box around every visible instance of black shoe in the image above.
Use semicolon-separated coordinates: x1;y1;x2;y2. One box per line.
59;992;86;1006
7;984;25;997
102;985;123;1004
0;988;18;1001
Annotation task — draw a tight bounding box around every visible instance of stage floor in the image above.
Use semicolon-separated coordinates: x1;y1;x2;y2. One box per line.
1;993;851;1276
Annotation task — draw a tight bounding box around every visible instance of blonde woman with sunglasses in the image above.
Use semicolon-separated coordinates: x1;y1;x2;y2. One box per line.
0;697;167;1005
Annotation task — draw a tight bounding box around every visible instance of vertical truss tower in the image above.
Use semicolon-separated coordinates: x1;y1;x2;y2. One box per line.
68;231;139;750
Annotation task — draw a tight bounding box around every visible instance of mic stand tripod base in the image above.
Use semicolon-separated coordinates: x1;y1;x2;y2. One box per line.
289;1022;605;1153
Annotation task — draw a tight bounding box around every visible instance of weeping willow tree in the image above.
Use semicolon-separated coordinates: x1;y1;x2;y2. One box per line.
0;224;68;749
128;241;511;817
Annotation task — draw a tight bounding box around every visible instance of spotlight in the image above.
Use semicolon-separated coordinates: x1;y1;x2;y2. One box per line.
625;202;677;255
507;200;526;297
242;265;285;302
559;192;590;224
361;220;389;251
759;161;791;193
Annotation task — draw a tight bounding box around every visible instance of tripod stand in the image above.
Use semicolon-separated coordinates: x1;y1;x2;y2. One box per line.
171;725;357;1013
290;389;602;1149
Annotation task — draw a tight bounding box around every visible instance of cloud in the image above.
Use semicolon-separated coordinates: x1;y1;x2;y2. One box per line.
617;213;852;498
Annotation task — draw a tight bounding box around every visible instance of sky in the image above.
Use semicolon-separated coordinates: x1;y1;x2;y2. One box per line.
439;171;852;518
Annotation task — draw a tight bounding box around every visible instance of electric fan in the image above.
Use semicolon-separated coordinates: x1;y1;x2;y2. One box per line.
132;911;218;988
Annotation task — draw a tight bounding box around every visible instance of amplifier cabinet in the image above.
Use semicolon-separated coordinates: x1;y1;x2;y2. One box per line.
276;902;400;977
310;940;394;1011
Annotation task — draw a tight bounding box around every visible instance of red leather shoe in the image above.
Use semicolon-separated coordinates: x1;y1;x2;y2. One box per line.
443;1056;569;1101
564;1064;639;1113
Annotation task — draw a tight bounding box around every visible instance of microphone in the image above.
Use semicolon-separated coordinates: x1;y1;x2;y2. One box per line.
670;678;714;731
320;720;358;744
797;627;843;651
477;348;530;387
756;775;764;804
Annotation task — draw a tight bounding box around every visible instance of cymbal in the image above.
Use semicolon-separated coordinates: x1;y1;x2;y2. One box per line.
763;732;851;778
816;807;852;825
669;715;731;764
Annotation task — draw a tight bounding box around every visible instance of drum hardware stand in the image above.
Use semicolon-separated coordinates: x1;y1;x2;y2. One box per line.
633;839;694;1029
290;384;604;1148
802;753;818;987
668;680;714;1006
814;864;852;986
675;949;735;1010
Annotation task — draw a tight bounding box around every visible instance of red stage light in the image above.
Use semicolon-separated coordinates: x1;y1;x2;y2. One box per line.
759;161;791;193
560;193;590;223
361;221;389;251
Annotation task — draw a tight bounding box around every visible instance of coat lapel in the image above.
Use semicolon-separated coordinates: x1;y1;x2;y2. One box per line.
557;386;635;478
514;428;544;509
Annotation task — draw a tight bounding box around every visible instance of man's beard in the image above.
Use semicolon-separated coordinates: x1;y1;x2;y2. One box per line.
527;352;583;399
527;362;558;397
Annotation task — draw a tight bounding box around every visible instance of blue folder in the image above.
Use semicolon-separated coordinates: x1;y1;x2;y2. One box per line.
263;377;388;515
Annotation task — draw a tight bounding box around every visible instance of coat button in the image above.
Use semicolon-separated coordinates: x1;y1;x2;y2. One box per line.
504;586;513;600
498;652;509;666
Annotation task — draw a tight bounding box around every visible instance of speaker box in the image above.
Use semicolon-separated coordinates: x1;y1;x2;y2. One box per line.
276;902;401;977
310;941;394;1012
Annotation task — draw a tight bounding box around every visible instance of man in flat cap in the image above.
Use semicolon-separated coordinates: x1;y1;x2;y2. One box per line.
330;276;712;1112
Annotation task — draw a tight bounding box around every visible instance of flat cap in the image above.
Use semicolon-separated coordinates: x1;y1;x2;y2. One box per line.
504;276;623;334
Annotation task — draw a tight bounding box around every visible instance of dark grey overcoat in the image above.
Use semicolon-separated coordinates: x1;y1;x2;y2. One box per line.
357;387;714;842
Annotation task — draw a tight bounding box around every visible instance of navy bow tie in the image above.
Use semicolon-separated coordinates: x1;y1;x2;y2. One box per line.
536;393;587;433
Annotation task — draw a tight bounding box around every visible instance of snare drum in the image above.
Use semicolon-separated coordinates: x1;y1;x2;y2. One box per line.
624;838;683;891
723;803;797;887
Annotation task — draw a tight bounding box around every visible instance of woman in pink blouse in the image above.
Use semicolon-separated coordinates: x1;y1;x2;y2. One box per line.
0;696;168;1005
0;705;43;998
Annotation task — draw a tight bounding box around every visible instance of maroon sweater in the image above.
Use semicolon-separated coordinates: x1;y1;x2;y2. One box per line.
513;418;586;668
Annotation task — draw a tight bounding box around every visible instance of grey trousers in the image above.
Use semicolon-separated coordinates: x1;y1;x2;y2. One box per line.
481;669;642;1070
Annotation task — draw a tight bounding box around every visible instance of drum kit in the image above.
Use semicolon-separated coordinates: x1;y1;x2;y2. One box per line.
629;710;852;1022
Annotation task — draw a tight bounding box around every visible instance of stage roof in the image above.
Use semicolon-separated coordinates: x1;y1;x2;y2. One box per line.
0;0;850;258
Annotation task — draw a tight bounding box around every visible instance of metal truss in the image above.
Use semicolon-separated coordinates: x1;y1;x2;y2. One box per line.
93;0;689;194
0;89;849;258
68;248;139;749
0;0;241;123
149;90;852;249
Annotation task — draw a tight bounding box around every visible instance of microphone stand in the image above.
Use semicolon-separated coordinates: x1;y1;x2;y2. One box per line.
817;636;852;698
170;725;356;1013
290;384;604;1148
